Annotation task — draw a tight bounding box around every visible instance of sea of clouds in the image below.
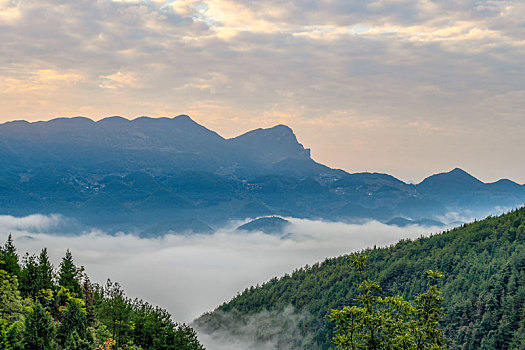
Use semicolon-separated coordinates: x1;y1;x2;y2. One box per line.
0;214;448;323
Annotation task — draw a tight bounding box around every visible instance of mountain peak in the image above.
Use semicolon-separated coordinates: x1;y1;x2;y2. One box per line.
268;124;293;132
50;116;95;124
445;168;481;182
234;124;295;138
449;167;469;175
97;116;129;125
173;114;193;121
229;124;311;164
486;178;523;192
417;167;483;194
421;168;480;182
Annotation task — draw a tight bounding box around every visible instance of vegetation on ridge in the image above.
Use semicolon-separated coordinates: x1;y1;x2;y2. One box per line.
196;207;525;349
0;237;204;350
329;254;447;349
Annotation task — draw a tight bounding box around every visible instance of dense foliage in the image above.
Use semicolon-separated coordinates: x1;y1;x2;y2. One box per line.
0;238;205;350
329;256;447;350
197;207;525;349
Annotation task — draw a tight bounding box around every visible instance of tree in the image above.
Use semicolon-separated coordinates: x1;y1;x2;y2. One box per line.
58;250;83;297
19;253;39;298
23;302;55;350
58;299;92;348
64;330;92;350
0;318;9;349
58;300;87;344
38;248;55;291
82;276;96;326
0;269;23;325
1;234;20;279
5;321;24;350
328;254;447;350
97;280;133;347
172;324;206;350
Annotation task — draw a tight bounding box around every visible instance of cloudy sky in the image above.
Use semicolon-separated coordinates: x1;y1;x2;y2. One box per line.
1;0;524;183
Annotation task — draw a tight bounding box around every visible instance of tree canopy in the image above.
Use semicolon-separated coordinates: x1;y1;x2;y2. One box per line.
0;241;206;349
197;207;525;349
329;255;447;350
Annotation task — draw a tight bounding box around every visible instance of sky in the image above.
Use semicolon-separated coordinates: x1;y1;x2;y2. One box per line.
0;213;446;323
1;0;524;183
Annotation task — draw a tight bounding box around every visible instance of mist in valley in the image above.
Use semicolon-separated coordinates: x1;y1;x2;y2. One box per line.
0;213;454;323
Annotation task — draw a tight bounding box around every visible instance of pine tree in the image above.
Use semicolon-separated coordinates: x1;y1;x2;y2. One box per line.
58;300;91;347
19;253;39;298
1;234;20;279
23;302;55;350
58;250;83;297
82;276;96;326
173;324;206;350
64;330;92;350
98;280;133;347
38;248;55;291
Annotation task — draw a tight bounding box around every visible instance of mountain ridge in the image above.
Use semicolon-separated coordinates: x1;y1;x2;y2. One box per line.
0;116;524;234
3;116;523;182
0;115;329;178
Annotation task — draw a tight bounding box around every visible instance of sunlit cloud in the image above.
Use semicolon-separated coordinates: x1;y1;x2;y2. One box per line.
0;69;85;93
99;71;140;89
0;0;20;19
0;0;524;182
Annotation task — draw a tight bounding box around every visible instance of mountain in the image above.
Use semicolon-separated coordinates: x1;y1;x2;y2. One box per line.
385;217;445;227
194;207;525;349
237;216;291;234
0;116;524;234
0;115;333;178
417;167;484;194
228;124;311;165
416;168;525;213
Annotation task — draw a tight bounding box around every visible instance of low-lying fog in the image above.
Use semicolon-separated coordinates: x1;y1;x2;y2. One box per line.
1;214;450;323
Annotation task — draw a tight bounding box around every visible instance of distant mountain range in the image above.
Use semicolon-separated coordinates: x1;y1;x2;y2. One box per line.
0;115;329;178
0;115;524;234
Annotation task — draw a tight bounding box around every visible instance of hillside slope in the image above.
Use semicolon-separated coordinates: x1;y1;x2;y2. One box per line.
195;207;525;349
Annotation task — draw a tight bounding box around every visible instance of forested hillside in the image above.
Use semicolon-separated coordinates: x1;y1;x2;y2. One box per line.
195;207;525;349
0;238;204;350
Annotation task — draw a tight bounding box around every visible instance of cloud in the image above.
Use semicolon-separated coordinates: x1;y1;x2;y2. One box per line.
0;214;65;232
194;306;310;350
0;69;85;93
1;214;446;323
0;0;20;22
99;71;139;89
0;0;524;182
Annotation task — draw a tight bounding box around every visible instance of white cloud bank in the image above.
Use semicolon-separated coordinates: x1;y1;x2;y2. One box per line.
0;213;65;232
0;214;445;323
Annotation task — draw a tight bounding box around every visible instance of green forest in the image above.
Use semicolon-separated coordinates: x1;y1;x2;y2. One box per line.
196;207;525;349
2;209;524;349
0;237;204;350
